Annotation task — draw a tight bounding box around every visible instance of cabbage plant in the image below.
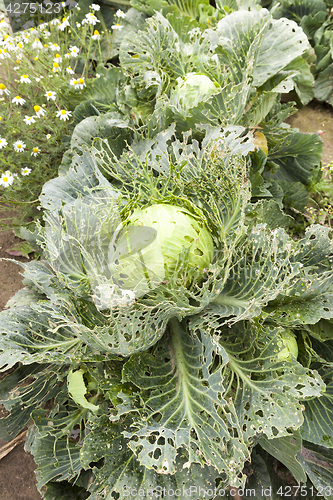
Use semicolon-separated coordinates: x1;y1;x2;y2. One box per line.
1;130;333;498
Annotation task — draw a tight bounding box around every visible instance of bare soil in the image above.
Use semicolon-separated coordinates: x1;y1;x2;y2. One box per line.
0;101;332;499
286;100;333;165
0;228;42;500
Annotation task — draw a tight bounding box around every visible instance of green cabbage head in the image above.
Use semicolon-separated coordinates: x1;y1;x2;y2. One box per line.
277;329;298;361
109;203;214;293
170;73;218;114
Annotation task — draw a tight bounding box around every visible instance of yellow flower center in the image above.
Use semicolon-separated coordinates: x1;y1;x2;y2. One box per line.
33;148;38;153
16;96;21;100
53;62;59;68
34;105;41;112
78;78;84;84
94;30;99;35
0;84;5;90
22;74;28;78
35;57;38;60
4;35;9;40
3;177;8;182
55;53;61;58
18;43;23;48
44;44;48;48
48;92;52;96
62;17;67;22
17;144;22;149
61;110;67;114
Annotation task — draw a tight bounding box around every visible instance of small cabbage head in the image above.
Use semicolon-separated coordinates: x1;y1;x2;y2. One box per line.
170;73;218;115
277;330;298;361
109;203;214;294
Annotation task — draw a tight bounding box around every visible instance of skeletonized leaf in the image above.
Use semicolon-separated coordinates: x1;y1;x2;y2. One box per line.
122;319;249;482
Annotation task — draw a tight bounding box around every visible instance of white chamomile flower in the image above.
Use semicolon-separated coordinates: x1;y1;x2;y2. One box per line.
76;22;81;28
50;43;60;51
21;167;31;176
90;3;100;10
0;48;9;59
32;39;43;50
3;34;13;46
31;146;40;156
0;83;10;95
0;171;14;187
13;140;26;152
70;78;79;88
64;52;71;59
56;109;72;121
53;54;62;63
46;134;51;139
20;74;31;83
116;9;126;18
66;66;74;74
12;95;26;105
58;17;70;30
0;19;9;30
50;18;61;26
34;105;46;117
92;29;100;40
43;30;51;37
23;115;36;125
44;90;57;101
0;137;8;149
77;77;85;89
52;62;60;72
112;23;123;31
95;73;101;78
85;13;100;25
69;45;80;57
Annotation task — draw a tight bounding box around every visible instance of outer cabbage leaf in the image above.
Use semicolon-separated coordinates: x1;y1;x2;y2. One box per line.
119;12;190;96
315;62;333;106
259;432;306;483
263;226;333;327
0;364;60;440
122;320;249;482
192;225;301;325
297;442;333;499
0;303;84;371
196;322;324;441
300;338;333;449
81;414;228;500
70;114;132;156
271;0;327;23
118;318;323;488
25;395;87;490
